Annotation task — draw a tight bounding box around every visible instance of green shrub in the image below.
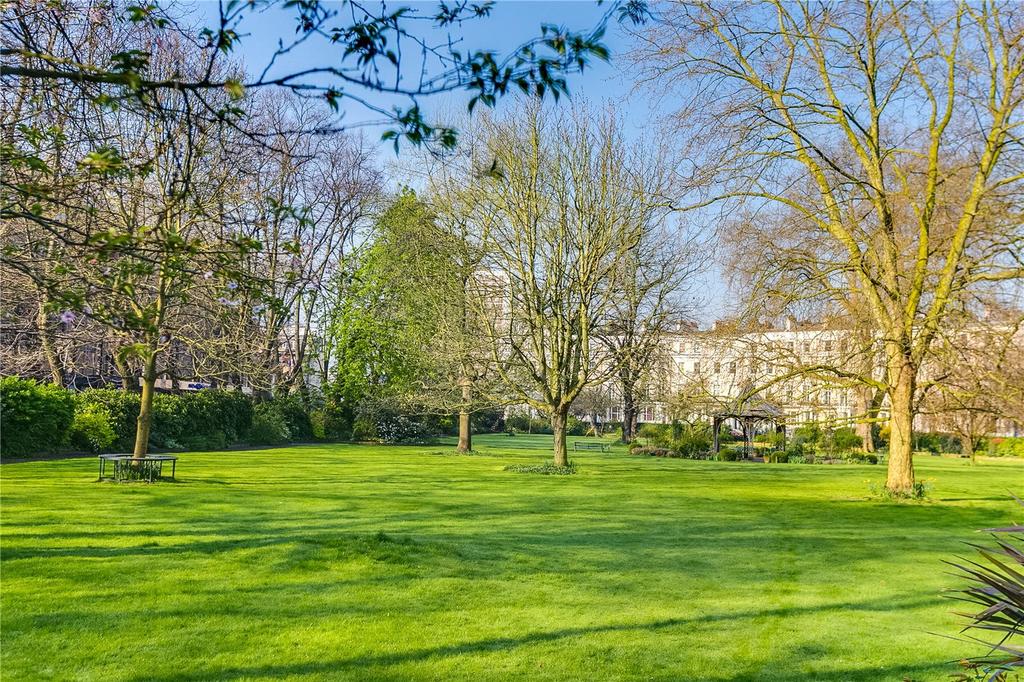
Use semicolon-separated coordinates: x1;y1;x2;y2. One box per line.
530;418;553;434
630;446;671;457
471;407;505;433
504;413;530;433
670;424;711;457
915;431;961;454
69;403;116;453
566;415;587;436
764;450;789;463
792;423;822;450
275;393;314;442
718;448;740;462
74;389;140;451
0;378;75;457
309;409;327;440
870;480;930;500
989;437;1024;458
248;403;291;445
504;462;577;475
638;422;671;447
351;417;379;441
821;427;860;455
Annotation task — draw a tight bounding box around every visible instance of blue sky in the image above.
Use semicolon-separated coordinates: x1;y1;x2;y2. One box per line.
192;1;653;138
189;1;727;320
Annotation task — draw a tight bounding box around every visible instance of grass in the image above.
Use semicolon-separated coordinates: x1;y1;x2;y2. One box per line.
1;434;1021;681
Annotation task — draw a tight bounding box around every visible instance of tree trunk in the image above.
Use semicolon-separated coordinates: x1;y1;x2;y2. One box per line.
132;351;158;459
853;388;879;452
885;358;916;494
622;391;636;443
959;433;976;465
114;351;137;392
36;299;63;386
456;378;472;453
551;408;569;467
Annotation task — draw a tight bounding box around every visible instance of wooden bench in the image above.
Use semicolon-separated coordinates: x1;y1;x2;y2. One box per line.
98;454;177;482
573;441;610;452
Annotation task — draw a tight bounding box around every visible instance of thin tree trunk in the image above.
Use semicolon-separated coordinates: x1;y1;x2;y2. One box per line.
132;350;158;458
959;433;976;465
551;408;569;467
854;386;875;453
622;390;636;443
885;357;916;494
36;298;63;385
456;379;472;453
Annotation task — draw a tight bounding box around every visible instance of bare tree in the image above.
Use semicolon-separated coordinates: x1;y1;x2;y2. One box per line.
631;0;1024;493
603;215;702;443
921;309;1024;462
473;103;663;466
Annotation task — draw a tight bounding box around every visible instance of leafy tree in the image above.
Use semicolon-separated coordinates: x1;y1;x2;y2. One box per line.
2;0;647;150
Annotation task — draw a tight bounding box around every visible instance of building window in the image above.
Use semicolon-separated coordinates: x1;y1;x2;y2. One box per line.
714;361;721;373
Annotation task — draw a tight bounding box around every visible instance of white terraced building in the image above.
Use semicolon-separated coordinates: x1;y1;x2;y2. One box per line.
589;318;1022;438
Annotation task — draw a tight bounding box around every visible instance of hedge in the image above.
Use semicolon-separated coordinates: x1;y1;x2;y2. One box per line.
2;382;502;457
0;378;76;457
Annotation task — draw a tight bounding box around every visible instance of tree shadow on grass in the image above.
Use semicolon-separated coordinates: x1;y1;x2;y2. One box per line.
129;596;945;681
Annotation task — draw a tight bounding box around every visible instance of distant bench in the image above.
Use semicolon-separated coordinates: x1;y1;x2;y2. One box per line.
573;441;610;453
98;454;177;482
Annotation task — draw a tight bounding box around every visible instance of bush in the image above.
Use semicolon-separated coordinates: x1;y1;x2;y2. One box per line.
630;446;671;457
915;431;961;454
248;403;292;445
566;415;588;436
274;393;315;442
504;462;577;475
70;403;116;453
0;378;75;457
351;417;379;441
989;437;1024;458
764;450;789;463
309;409;327;440
843;451;879;465
718;448;740;462
792;423;823;450
670;424;711;458
822;427;860;454
74;389;140;451
638;422;671;447
472;407;505;434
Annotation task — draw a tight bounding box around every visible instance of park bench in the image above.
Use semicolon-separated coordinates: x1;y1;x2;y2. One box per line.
98;454;177;482
573;441;610;453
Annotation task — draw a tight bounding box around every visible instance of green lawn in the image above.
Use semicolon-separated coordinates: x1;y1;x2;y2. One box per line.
2;436;1021;681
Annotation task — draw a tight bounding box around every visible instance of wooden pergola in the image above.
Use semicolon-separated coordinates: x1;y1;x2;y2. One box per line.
712;386;786;459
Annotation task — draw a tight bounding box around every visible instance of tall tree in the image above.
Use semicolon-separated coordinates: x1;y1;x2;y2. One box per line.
603;217;701;444
631;0;1024;493
473;104;663;466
